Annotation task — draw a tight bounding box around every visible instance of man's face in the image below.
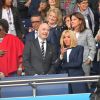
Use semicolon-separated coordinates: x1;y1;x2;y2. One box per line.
38;23;49;40
77;0;89;12
31;16;41;31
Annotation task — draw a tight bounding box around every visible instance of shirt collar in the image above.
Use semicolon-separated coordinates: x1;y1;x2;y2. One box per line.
38;37;46;44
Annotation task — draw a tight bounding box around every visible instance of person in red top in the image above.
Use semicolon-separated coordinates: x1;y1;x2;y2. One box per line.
0;19;24;77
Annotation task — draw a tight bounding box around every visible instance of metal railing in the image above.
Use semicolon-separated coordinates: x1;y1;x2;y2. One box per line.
0;75;100;97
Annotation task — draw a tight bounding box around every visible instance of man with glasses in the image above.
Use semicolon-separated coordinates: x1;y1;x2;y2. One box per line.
25;12;42;43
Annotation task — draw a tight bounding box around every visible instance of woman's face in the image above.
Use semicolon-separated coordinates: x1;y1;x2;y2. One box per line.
65;16;71;29
48;11;58;25
0;25;6;37
39;2;47;10
63;32;71;47
71;15;81;30
48;0;56;6
4;0;12;7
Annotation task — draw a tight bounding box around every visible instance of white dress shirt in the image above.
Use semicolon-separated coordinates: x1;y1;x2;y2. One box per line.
35;30;38;39
66;49;72;62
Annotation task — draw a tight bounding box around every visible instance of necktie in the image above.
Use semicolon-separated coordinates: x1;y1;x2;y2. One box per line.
41;41;45;59
87;14;92;31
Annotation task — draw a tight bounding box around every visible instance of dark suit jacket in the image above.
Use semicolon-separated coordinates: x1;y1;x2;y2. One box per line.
28;0;41;16
56;45;88;93
47;26;63;57
23;38;57;75
25;31;35;43
0;7;25;39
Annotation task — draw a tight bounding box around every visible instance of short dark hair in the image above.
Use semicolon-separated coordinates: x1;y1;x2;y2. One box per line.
76;0;88;3
31;12;42;21
0;19;9;33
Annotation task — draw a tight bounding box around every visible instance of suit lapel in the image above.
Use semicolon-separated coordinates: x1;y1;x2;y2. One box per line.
33;38;42;57
45;42;50;59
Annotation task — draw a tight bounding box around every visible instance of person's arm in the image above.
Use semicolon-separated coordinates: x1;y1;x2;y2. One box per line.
24;0;31;7
23;40;32;74
85;29;96;64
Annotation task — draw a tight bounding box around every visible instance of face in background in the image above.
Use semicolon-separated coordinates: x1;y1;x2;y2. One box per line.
71;15;82;30
38;23;50;40
65;16;71;29
77;0;89;12
0;25;6;37
4;0;12;7
63;32;71;47
48;0;56;7
39;2;48;10
47;11;58;26
31;16;41;31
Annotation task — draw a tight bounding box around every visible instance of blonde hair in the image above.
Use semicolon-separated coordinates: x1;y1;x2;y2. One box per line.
46;8;62;26
60;30;77;48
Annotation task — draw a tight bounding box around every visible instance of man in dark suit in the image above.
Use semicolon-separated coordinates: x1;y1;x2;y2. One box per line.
23;23;57;75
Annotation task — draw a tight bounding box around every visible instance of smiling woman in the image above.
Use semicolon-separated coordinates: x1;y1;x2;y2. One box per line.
55;29;89;93
0;19;24;77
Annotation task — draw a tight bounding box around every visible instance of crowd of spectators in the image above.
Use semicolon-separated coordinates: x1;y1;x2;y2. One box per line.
0;0;100;93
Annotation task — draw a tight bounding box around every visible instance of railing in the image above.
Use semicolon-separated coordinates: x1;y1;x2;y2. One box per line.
0;75;100;97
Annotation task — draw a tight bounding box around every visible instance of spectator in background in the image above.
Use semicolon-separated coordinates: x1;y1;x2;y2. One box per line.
25;13;42;43
17;0;29;19
38;0;49;21
64;0;77;15
76;0;95;33
46;8;63;57
0;19;24;77
28;0;41;16
0;0;25;40
23;23;57;75
55;30;88;93
48;0;66;18
64;14;72;30
71;12;96;76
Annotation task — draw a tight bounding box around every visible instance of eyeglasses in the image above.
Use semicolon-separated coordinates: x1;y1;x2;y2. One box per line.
31;21;41;23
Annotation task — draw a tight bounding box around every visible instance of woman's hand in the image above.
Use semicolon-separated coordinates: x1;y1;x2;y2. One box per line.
0;72;5;78
0;50;7;56
96;35;100;41
60;47;67;60
17;67;22;76
60;47;67;56
85;58;91;65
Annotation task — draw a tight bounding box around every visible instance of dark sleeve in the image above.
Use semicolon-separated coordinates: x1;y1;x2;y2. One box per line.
25;32;34;43
23;40;32;73
61;46;84;68
13;7;26;38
